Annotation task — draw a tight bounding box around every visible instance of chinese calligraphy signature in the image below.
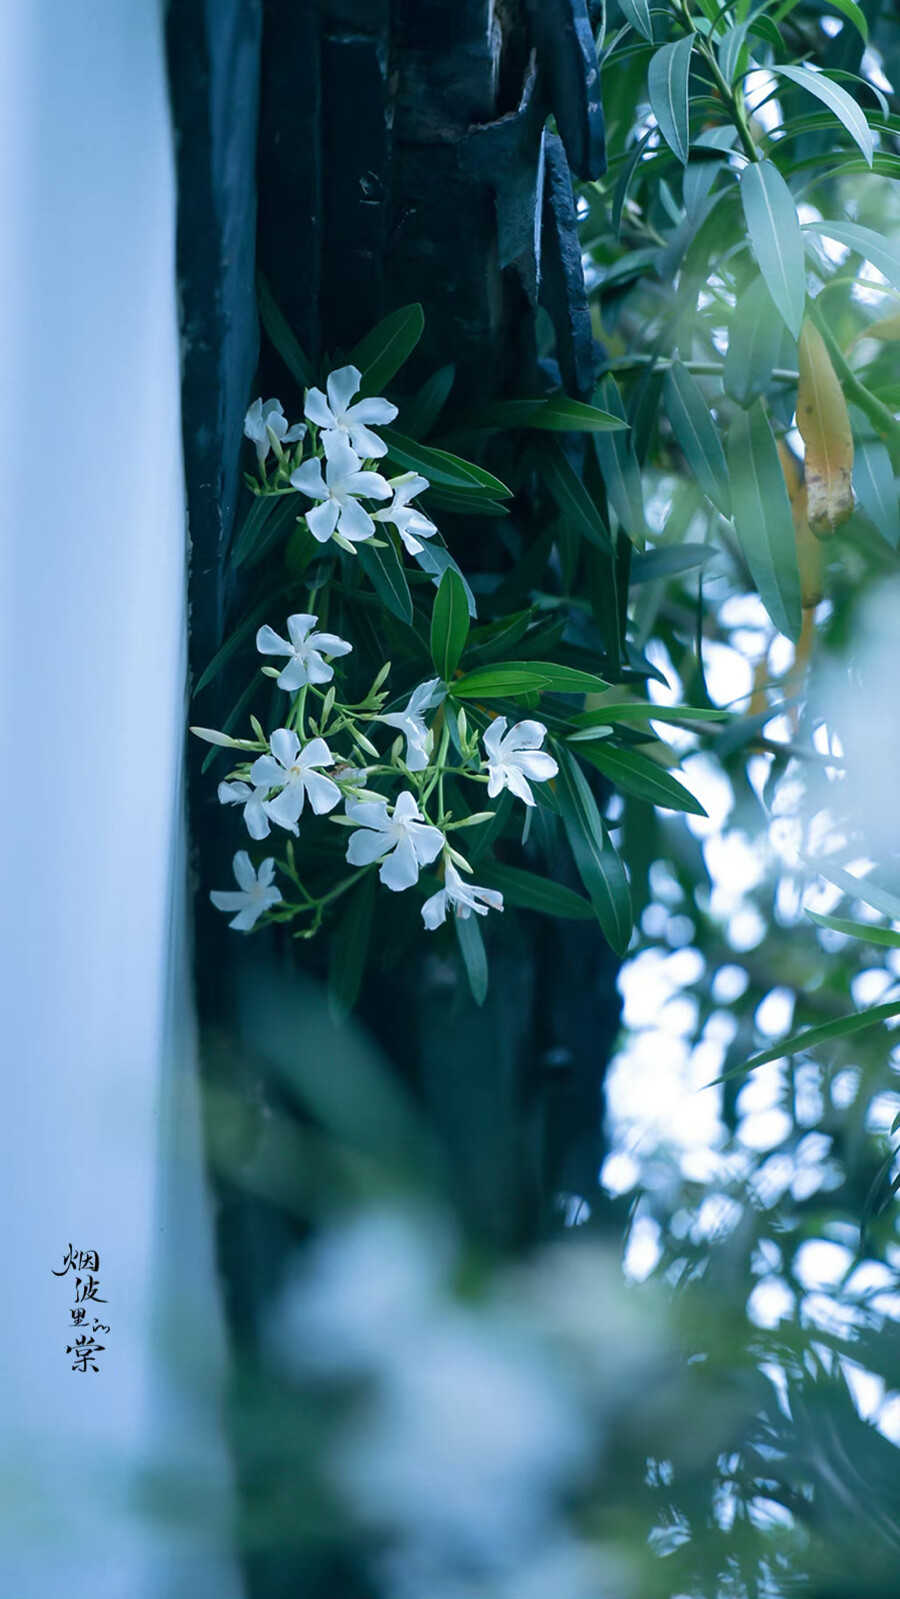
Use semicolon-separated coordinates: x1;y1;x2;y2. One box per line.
52;1245;109;1372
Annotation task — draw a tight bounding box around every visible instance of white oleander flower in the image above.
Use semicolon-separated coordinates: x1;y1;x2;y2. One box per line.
217;779;272;840
250;730;341;833
421;862;504;930
244;398;305;467
290;439;391;544
345;791;443;892
373;474;437;556
379;678;442;772
483;718;558;807
304;364;398;458
210;852;281;931
256;612;352;690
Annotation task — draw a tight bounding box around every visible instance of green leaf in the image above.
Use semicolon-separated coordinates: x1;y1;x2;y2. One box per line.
451;664;555;699
723;274;787;409
412;541;477;617
806;910;900;948
853;429;900;550
430;567;470;679
802;219;900;296
820;0;867;44
719;1000;900;1081
593;378;645;546
573;740;708;815
328;873;376;1022
358;538;414;625
613;129;655;241
740;161;806;340
232;493;299;569
629;543;717;582
774;66;875;166
727;402;802;641
663;362;732;516
531;663;613;694
540;438;613;553
571;701;730;728
555;747;633;955
618;0;653;42
403;364;455;439
808;858;900;923
648;36;694;165
717;19;755;86
525;396;628;432
257;272;316;389
456;912;489;1005
348;304;424;396
475;862;594;920
382;429;512;497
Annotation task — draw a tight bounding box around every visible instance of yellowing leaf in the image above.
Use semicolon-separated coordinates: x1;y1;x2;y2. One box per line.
777;439;823;610
796;319;854;536
850;309;900;351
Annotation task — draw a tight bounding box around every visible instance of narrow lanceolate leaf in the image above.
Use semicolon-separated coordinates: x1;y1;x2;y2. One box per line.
540;437;613;553
817;0;867;44
852;424;900;550
555;747;633;955
193;595;276;695
663;362;731;517
718;19;755;86
451;661;611;700
348;304;424;396
740;161;806;340
723;274;786;409
648;36;694;165
777;440;823;610
573;739;708;815
802;221;900;296
808;856;900;923
618;0;653;42
854;310;900;347
413;541;478;617
718;1000;900;1081
358;538;413;625
774;66;875;167
257;272;316;388
806;910;900;948
796;320;854;536
570;702;730;728
593;378;645;547
728;402;802;642
382;430;512;498
328;873;376;1022
430;567;470;680
456;912;489;1006
474;862;594;921
524;396;628;432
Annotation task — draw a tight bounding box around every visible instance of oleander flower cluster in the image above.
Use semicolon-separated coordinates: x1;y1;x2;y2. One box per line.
194;608;558;935
242;365;437;558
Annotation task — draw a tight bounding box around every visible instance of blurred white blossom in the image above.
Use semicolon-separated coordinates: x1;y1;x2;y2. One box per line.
422;862;503;930
244;397;305;466
210;851;281;930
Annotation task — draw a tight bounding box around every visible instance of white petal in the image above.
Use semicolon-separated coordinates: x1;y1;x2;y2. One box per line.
347;423;390;459
398;529;423;556
218;781;252;806
407;677;441;715
346;468;392;501
505;764;535;807
276;656;310;692
256;624;291;658
303;388;335;430
298;737;334;770
270;727;301;769
503;719;547;752
305;500;340;542
303;650;333;686
302;770;341;815
421;889;449;930
243;399;264;441
474;886;504;913
347;827;391;866
403;731;430;773
345;798;391;830
392;790;422;825
380;832;419;891
243;792;272;841
408;821;444;866
326;364;362;417
337;497;375;543
229;902;268;932
513;750;558;783
290;459;328;500
309;631;352;659
348;397;399;426
482;717;507;760
286;613;317;648
283;422;306;443
210;890;247;914
265;785;305;829
324;437;363;483
257;857;277;888
486;765;505;799
232;851;257;892
249;754;285;790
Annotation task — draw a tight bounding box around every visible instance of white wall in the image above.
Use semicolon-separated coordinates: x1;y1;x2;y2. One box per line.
0;3;242;1593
